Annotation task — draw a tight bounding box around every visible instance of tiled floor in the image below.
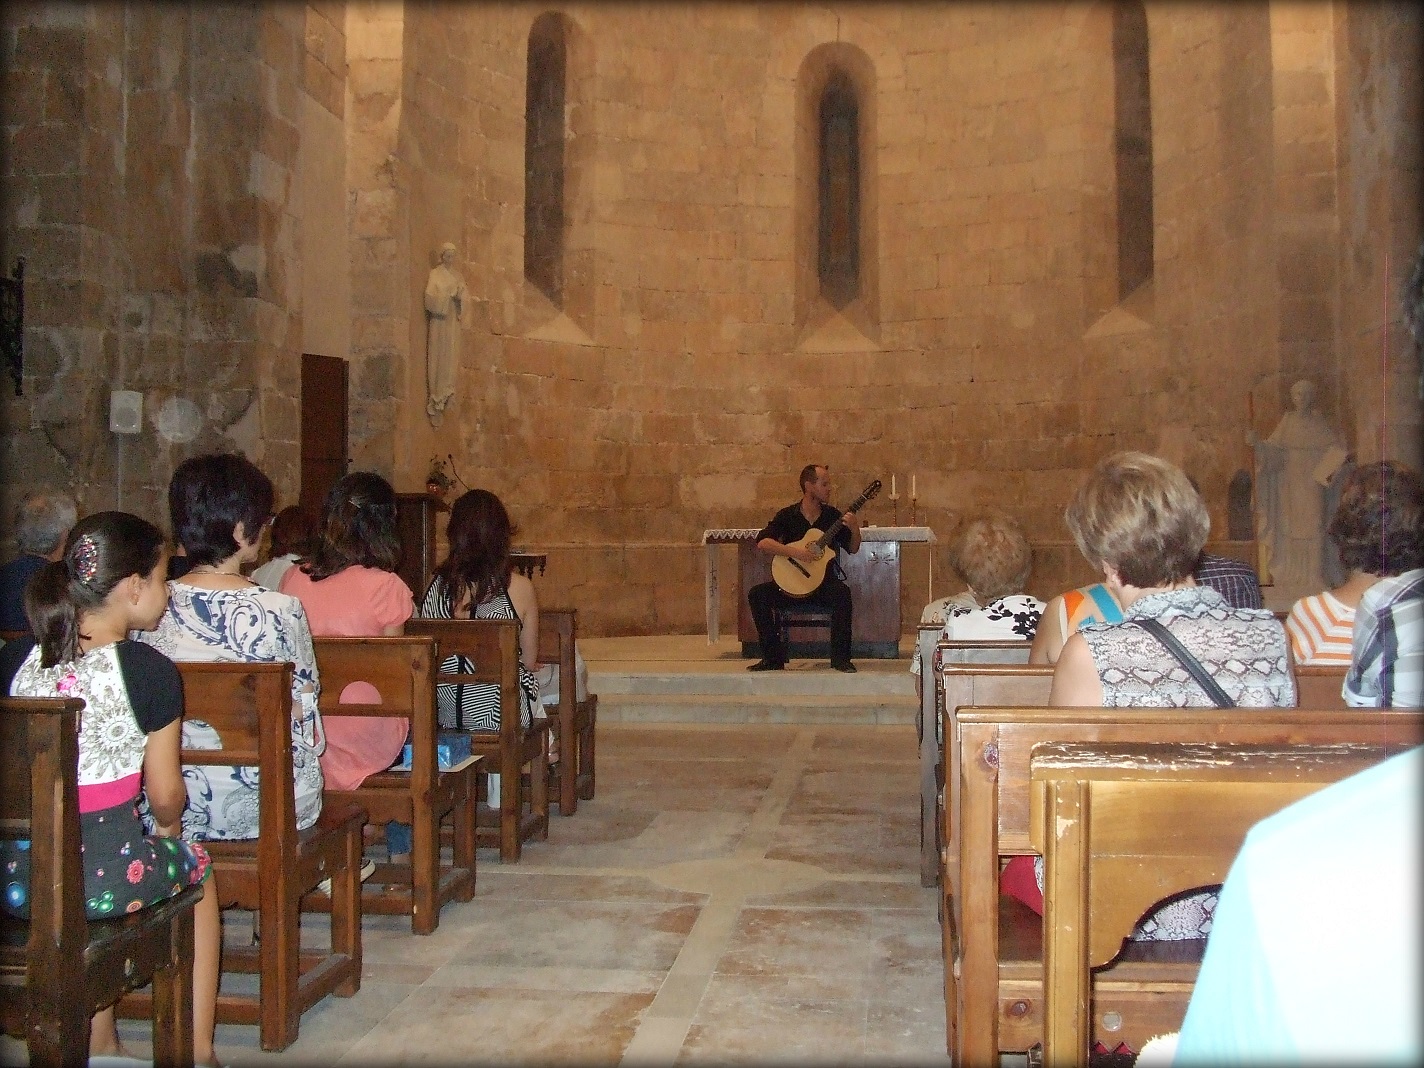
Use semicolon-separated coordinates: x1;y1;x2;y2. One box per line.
103;720;949;1065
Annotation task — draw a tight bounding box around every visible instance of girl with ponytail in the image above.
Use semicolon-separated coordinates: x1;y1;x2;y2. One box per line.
0;511;222;1066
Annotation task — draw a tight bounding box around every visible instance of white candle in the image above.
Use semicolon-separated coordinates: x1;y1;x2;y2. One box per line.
891;474;896;497
912;474;917;498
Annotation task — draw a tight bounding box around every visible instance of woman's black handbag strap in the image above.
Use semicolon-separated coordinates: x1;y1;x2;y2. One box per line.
1132;618;1236;709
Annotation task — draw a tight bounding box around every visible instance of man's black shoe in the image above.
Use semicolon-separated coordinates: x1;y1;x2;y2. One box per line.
748;659;785;671
831;660;857;673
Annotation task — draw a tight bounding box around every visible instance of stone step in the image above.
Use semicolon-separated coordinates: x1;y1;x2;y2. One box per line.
595;691;917;726
587;665;913;698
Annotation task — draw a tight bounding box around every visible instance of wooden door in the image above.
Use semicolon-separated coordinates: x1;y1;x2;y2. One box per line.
300;353;348;514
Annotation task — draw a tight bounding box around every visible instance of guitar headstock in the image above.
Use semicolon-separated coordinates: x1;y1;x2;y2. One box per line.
850;480;882;511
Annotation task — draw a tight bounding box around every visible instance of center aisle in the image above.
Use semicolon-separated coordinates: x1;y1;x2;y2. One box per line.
208;720;948;1065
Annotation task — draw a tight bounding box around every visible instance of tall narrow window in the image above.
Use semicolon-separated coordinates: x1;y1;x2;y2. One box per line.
525;14;566;305
1113;1;1153;299
818;71;860;310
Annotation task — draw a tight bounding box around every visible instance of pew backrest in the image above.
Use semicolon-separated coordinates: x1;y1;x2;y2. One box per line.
1028;739;1391;1065
935;663;1054;885
915;636;1040;886
945;703;1424;1065
176;661;297;876
1294;664;1349;708
311;635;438;792
959;705;1424;853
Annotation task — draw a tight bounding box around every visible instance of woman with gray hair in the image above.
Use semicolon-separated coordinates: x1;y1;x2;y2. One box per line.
910;513;1044;678
0;491;78;633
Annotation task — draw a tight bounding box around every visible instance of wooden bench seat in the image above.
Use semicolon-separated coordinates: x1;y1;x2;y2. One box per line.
406;618;550;862
309;636;478;934
537;609;596;815
925;661;1051;888
1293;663;1348;707
120;662;366;1052
915;628;1034;885
994;894;1203;1054
926;661;1351;890
1029;740;1393;1065
1;695;203;1068
942;703;1424;1064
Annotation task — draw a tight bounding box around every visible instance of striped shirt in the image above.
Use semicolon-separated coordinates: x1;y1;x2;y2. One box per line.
1285;591;1356;665
1344;569;1424;709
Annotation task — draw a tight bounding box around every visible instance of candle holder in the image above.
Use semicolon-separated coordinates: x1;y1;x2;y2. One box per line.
888;494;900;526
910;496;918;526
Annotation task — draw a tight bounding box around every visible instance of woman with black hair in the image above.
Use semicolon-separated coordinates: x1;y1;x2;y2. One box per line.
280;472;414;795
0;512;222;1065
419;489;544;811
139;452;326;842
1287;462;1422;666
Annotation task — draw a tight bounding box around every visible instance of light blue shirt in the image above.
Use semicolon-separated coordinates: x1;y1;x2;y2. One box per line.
1175;746;1422;1065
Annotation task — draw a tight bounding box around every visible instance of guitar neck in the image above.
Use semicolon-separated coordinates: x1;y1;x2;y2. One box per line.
812;487;875;550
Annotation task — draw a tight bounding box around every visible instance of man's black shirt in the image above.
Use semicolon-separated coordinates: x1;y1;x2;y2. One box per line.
757;502;854;579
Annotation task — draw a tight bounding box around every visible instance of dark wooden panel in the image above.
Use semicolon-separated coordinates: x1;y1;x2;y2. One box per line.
736;539;901;658
394;493;447;601
300;354;349;513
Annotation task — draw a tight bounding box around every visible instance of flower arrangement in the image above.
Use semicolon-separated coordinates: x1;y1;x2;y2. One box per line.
425;456;454;497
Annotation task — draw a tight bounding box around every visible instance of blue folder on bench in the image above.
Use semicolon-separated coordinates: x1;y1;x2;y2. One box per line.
389;730;473;772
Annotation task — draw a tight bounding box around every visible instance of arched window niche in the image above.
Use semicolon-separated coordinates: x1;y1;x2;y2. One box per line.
1113;0;1154;302
794;43;880;352
522;11;595;342
1081;0;1156;334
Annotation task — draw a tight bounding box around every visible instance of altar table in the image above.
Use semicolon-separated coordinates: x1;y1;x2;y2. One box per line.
701;526;936;658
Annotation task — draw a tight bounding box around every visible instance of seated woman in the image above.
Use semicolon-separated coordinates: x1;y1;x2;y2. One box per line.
1028;581;1123;664
250;504;314;591
138;453;325;841
280;472;414;792
1004;451;1294;941
0;512;221;1066
1285;461;1408;665
418;489;544;807
911;513;1044;680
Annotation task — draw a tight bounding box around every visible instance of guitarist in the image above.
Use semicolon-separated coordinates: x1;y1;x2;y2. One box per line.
747;464;862;673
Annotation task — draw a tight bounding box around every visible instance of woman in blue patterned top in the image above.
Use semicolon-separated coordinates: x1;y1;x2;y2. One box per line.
138;453;326;841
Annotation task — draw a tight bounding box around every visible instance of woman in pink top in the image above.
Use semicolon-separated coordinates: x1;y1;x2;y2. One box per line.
1285;463;1396;664
281;472;414;791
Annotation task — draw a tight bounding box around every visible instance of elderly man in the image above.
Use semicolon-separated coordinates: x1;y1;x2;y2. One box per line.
0;491;78;632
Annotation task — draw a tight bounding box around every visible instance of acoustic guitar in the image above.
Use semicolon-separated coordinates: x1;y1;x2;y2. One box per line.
770;480;883;597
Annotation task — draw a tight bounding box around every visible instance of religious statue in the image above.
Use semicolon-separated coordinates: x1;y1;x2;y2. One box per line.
1249;379;1349;603
424;242;468;427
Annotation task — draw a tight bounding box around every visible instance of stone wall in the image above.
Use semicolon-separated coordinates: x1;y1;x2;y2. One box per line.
1333;1;1423;465
1;1;307;537
2;1;1419;637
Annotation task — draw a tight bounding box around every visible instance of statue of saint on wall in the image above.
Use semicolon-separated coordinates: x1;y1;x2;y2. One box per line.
1249;378;1349;602
424;242;468;427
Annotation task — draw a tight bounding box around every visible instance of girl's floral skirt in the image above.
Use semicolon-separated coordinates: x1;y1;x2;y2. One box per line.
2;799;210;919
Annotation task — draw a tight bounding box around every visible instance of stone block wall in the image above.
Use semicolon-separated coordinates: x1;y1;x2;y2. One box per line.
2;1;308;541
2;2;1418;637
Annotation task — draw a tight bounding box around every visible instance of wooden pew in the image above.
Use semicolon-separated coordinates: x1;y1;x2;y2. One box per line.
916;628;1035;886
928;662;1350;889
308;636;478;935
925;660;1052;888
406;618;551;862
1030;740;1394;1066
1294;663;1348;708
943;704;1424;1064
537;608;597;815
122;662;366;1052
1;695;203;1068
